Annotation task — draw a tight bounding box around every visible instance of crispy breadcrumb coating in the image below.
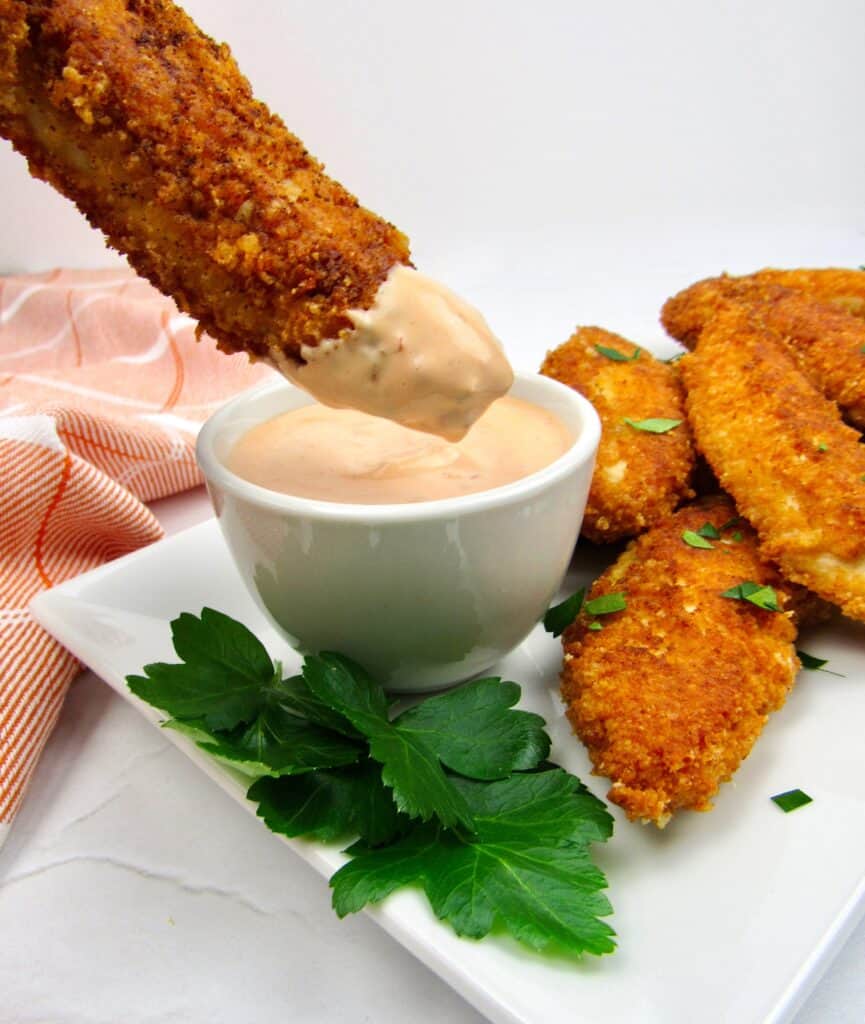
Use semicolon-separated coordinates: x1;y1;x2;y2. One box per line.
681;305;865;622
0;0;410;361
540;327;695;542
560;498;800;827
662;268;865;347
662;278;865;429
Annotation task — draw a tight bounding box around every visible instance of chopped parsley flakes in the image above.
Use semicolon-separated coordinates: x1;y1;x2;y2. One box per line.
595;344;640;362
771;789;813;813
623;417;682;434
721;581;780;611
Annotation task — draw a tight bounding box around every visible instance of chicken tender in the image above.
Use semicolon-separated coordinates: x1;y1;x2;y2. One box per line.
541;327;695;542
681;305;865;622
666;282;865;429
662;268;865;347
560;498;800;827
0;0;409;361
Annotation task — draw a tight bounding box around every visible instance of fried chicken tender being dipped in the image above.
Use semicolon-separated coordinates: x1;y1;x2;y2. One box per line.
560;498;800;828
0;0;512;438
681;305;865;622
540;327;695;542
662;280;865;429
661;267;865;348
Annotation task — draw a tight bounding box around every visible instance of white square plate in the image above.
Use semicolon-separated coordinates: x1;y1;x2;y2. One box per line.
31;517;865;1024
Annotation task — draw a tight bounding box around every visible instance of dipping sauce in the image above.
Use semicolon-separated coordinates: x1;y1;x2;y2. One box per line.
268;265;514;442
228;395;573;504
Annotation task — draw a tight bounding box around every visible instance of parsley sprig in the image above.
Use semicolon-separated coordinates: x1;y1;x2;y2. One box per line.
128;609;615;957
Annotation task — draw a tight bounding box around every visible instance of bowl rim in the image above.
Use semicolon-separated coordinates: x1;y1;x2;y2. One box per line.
195;370;600;523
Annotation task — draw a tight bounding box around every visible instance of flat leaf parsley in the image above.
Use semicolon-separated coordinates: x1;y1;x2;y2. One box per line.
127;609;615;958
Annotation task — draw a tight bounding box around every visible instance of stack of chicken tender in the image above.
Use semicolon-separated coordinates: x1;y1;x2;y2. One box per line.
542;268;865;827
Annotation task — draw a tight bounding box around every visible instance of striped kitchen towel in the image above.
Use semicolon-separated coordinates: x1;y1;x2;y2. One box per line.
0;267;274;846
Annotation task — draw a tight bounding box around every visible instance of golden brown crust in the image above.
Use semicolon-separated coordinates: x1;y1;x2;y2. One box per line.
752;268;865;319
681;305;865;622
560;498;800;827
0;0;411;360
540;327;695;542
659;268;863;348
661;268;865;348
661;278;865;429
740;290;865;430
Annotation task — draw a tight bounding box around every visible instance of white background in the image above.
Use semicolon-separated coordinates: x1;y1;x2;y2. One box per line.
2;1;864;1022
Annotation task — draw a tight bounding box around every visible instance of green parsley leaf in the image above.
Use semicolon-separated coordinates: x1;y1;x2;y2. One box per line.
393;677;550;781
585;592;627;615
796;650;828;671
127;608;277;730
302;653;475;832
167;706;362;778
731;531;744;543
594;344;640;362
249;760;407;845
697;522;721;540
795;650;846;677
128;609;618;959
331;769;616;957
771;789;813;813
682;529;714;549
664;351;685;364
588;621;603;631
816;441;828;453
543;588;585;637
623;417;682;434
274;673;361;738
720;581;780;611
720;516;744;531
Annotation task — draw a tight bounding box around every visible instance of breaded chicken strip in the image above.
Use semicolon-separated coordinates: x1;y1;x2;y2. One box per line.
560;498;800;827
681;305;865;622
0;0;409;359
666;283;865;429
662;268;865;347
540;327;695;542
0;1;513;436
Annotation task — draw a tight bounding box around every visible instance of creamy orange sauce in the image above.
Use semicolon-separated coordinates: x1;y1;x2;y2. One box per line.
228;395;573;504
268;265;514;441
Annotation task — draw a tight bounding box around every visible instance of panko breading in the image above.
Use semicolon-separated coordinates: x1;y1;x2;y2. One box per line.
540;327;695;542
681;305;865;622
662;267;865;347
560;498;800;828
662;279;865;429
0;0;410;362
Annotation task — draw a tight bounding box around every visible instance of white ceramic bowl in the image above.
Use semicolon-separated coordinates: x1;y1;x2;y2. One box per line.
196;372;600;692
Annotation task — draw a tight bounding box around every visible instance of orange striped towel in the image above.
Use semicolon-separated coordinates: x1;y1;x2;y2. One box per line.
0;267;274;845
